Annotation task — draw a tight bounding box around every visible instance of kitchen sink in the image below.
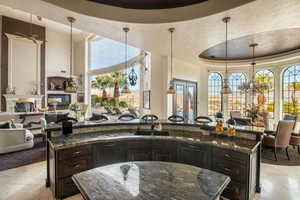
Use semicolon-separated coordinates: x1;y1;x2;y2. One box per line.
134;130;169;136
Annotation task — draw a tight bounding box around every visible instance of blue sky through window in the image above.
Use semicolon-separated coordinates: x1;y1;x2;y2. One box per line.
89;38;141;70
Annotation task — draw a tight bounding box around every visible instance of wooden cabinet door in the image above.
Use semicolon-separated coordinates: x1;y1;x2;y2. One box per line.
127;140;152;161
178;143;211;169
152;140;177;162
93;142;126;167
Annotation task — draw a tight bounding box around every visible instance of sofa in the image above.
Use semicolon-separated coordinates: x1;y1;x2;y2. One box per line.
0;128;34;154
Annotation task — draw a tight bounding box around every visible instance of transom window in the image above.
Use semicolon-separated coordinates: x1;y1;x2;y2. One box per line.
208;72;223;115
228;73;247;112
282;65;300;116
255;69;275;118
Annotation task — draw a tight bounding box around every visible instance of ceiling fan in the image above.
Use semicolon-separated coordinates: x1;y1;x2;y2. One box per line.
15;14;47;44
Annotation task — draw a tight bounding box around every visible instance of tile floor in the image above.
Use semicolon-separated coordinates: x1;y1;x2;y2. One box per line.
0;161;299;200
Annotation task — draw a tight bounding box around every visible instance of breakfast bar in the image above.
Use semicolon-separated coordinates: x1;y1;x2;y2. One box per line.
45;120;263;200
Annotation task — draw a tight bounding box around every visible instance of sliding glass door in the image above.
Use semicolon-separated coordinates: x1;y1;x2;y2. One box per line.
173;79;197;121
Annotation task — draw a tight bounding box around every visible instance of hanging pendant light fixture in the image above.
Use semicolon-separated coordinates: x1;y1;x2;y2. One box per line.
220;17;232;95
121;27;131;94
65;17;77;93
239;43;270;95
167;27;176;94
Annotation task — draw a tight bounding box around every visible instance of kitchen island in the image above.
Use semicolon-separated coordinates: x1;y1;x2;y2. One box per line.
72;161;231;200
45;120;263;200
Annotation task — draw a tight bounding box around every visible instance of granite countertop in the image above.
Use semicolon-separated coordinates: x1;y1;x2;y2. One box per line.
72;161;230;200
45;119;265;134
49;131;260;154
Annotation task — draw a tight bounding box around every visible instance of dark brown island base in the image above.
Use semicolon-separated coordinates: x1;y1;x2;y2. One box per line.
45;120;263;200
72;161;231;200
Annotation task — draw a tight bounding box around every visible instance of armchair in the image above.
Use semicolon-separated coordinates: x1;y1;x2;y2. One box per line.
263;120;294;160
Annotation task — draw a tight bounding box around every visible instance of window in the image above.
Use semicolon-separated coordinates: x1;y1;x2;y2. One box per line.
208;72;223;115
228;73;247;112
90;65;141;113
89;37;140;70
255;69;275;118
282;65;300;116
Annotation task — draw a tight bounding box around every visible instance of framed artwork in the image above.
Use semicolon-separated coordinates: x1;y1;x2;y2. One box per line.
143;90;151;109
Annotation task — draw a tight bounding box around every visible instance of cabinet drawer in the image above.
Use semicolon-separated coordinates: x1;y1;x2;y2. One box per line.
58;177;79;198
127;140;152;148
222;180;246;200
213;148;248;164
212;159;246;182
58;157;91;178
58;145;91;161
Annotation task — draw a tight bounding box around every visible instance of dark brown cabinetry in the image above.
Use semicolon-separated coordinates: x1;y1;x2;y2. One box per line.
49;138;258;200
51;145;92;199
177;142;211;169
93;142;126;167
127;140;152;161
152;140;177;162
212;147;256;200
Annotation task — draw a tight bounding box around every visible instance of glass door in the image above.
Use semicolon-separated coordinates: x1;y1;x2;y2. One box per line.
173;79;197;121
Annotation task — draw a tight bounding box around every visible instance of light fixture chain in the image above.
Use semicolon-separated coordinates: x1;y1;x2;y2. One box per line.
70;19;73;77
125;29;128;75
171;30;173;80
225;19;228;76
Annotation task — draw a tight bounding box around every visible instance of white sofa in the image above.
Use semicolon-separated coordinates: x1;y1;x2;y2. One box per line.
0;129;34;154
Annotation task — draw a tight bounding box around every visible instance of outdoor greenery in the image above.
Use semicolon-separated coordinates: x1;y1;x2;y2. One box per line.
283;81;300;116
91;72;128;108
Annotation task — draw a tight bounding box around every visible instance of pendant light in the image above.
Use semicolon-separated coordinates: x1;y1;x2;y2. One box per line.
239;43;270;95
121;27;131;94
249;43;259;96
167;27;176;94
220;17;232;95
65;17;77;93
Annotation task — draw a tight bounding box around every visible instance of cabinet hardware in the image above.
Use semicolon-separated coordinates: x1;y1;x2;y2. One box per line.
225;154;231;158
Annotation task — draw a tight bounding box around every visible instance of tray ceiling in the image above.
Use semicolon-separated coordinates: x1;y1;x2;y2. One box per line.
199;28;300;61
87;0;208;9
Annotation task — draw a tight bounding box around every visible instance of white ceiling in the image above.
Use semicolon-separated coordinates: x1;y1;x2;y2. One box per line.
0;0;299;66
0;4;87;40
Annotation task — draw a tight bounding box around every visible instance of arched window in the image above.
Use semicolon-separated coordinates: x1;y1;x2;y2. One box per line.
208;72;223;115
255;69;275;118
228;73;247;112
282;65;300;116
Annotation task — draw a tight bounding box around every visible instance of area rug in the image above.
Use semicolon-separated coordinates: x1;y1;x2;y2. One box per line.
262;146;300;166
0;134;46;171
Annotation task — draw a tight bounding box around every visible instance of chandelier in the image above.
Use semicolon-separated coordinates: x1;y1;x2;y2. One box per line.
239;43;271;95
220;17;232;95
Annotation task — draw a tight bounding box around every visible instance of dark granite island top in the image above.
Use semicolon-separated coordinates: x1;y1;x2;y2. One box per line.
72;161;230;200
49;132;260;154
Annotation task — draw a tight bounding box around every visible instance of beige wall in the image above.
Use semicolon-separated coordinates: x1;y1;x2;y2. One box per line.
168;58;208;117
45;29;71;77
149;54;208;119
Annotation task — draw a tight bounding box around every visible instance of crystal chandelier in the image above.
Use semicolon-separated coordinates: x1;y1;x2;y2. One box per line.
238;43;271;95
121;27;131;94
220;17;232;95
167;27;176;94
